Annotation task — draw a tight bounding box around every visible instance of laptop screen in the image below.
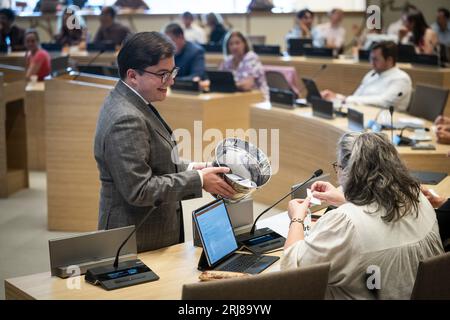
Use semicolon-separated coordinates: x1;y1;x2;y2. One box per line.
193;200;238;266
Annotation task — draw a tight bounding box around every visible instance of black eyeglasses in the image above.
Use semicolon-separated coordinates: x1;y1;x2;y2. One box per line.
332;161;343;174
139;67;179;83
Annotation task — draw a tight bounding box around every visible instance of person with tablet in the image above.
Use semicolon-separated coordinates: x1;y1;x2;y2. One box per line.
281;132;444;299
320;41;412;111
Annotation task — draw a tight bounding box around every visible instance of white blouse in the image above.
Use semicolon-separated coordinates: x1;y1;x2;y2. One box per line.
281;193;444;300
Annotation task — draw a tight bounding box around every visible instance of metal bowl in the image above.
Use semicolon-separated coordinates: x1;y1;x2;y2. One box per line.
213;138;272;202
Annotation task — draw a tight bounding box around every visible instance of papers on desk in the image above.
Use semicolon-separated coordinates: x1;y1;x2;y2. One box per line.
256;211;313;239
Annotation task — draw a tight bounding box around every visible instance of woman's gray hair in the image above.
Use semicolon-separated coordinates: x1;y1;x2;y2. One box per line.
337;132;421;222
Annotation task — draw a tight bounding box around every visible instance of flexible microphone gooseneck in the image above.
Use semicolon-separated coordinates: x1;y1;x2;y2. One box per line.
73;49;106;81
389;106;394;143
249;169;323;235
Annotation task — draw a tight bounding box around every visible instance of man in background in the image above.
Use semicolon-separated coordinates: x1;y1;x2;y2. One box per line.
432;8;450;47
312;8;346;51
180;12;206;45
286;9;314;40
321;41;412;111
164;23;206;81
0;8;25;51
94;6;131;48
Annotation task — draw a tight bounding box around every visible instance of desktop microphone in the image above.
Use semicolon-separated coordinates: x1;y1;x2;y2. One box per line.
367;92;403;131
394;126;430;146
389;106;394;143
72;48;106;81
235;169;323;253
85;207;160;290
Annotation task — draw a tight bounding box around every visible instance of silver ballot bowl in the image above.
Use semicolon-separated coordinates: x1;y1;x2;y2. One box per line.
212;138;272;202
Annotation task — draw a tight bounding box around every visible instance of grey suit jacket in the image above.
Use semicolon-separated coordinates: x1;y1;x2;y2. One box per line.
94;80;202;252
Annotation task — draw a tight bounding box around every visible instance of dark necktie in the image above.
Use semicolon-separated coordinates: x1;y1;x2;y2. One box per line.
147;103;173;136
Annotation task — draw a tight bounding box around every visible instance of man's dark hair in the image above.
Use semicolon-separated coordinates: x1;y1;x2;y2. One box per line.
117;32;175;80
0;8;16;22
102;6;116;19
371;41;398;65
164;23;184;38
182;11;194;20
297;9;313;20
438;7;450;19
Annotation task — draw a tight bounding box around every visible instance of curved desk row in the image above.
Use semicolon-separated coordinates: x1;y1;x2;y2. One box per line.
250;102;450;208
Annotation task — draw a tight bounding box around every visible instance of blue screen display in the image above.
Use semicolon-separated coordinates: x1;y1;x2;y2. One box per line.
194;201;238;265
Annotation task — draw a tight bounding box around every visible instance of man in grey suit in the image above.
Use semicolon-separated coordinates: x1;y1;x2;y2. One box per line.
94;32;235;252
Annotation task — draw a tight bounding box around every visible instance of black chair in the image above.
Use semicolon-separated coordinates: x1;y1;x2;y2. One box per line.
407;84;449;122
411;252;450;299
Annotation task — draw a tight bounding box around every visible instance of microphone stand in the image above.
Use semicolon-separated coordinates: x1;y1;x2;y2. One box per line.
73;49;105;81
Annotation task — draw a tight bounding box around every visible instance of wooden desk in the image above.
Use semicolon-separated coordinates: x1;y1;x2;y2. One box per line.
250;102;450;208
0;71;28;197
206;54;450;117
45;74;263;231
4;241;281;300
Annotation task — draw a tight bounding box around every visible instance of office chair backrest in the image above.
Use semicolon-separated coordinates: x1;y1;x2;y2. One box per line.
410;252;450;299
182;262;330;300
407;84;449;122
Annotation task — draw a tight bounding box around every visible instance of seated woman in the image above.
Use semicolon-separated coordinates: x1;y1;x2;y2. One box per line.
282;132;444;299
54;7;87;48
24;29;51;81
219;31;269;100
399;8;438;55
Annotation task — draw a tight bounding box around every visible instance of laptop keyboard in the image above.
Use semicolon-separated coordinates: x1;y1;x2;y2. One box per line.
219;254;261;273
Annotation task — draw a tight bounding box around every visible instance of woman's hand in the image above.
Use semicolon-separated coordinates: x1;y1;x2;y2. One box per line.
311;181;346;207
288;197;311;221
421;187;447;209
236;77;255;91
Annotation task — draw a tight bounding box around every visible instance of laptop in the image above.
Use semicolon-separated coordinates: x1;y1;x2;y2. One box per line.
193;199;279;274
398;44;416;63
287;38;313;56
87;42;116;52
413;54;439;67
358;49;370;62
253;44;281;56
207;70;238;93
304;47;334;58
347;108;365;132
301;77;321;102
311;96;334;119
41;42;63;52
171;79;200;94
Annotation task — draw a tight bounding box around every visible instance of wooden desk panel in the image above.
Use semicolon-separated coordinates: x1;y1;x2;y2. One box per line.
4;241;281;300
0;73;28;197
25;82;46;170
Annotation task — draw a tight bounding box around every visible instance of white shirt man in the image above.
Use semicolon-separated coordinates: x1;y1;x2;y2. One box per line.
312;9;346;49
183;23;207;45
321;41;412;112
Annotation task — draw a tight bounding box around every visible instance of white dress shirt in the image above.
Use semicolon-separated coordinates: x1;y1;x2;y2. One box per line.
281;193;444;299
345;66;412;111
312;22;346;49
183;24;207;45
121;80;203;185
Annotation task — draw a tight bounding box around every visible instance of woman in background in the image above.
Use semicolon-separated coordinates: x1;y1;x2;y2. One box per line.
205;13;227;45
54;6;87;49
282;132;444;299
24;29;51;81
220;31;269;100
399;8;438;54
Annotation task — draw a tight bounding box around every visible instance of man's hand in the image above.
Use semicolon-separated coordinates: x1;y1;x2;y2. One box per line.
321;89;337;101
421;187;446;209
311;181;346;207
201;167;236;199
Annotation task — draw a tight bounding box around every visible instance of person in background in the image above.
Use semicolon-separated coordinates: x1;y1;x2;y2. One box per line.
432;8;450;47
286;9;314;40
114;0;149;10
205;12;227;45
164;23;205;81
0;8;25;51
220;31;269;99
54;6;88;48
434;115;450;144
422;187;450;252
282;132;444;299
387;4;417;36
94;6;131;48
399;8;438;55
321;41;412;111
180;12;206;45
24;29;51;81
312;8;346;51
